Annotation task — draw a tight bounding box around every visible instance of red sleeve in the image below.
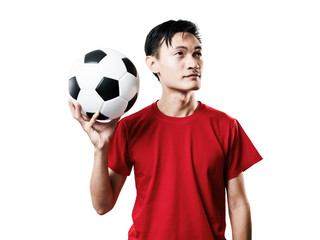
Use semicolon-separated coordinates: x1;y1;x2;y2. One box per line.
107;119;133;176
225;119;262;181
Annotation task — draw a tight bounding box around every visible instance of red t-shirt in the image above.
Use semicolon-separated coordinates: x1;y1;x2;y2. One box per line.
108;101;262;240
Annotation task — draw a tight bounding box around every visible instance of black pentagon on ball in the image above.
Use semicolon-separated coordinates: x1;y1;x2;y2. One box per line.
125;93;138;112
86;112;109;121
122;58;138;77
69;76;81;100
95;77;120;101
84;50;107;64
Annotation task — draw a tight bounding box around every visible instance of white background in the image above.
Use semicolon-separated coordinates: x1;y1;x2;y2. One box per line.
0;0;319;239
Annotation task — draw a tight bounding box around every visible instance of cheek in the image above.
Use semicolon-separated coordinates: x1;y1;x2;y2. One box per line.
161;60;181;75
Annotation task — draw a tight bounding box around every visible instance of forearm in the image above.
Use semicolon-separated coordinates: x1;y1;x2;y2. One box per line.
90;145;114;215
229;203;252;240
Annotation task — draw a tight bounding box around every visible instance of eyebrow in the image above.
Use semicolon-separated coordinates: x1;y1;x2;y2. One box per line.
174;45;202;51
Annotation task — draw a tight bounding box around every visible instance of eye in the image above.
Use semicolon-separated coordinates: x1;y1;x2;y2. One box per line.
175;51;184;56
194;52;202;57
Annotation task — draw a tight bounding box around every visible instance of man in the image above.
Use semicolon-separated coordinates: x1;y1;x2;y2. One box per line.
69;20;262;240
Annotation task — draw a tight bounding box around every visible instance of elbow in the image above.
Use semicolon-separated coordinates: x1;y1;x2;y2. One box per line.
229;199;251;212
95;205;113;215
96;208;110;216
94;200;115;215
91;192;115;215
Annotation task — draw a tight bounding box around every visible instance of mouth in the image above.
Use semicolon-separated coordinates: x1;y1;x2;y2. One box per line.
184;73;201;78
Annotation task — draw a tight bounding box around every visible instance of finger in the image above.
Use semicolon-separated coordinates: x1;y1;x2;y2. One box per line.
82;114;90;121
68;99;80;120
73;101;83;120
87;111;100;129
70;100;87;125
68;99;75;114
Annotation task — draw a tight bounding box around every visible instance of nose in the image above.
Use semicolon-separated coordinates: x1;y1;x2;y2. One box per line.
186;54;199;70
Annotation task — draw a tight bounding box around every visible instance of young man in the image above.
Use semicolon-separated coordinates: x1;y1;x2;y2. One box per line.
69;20;262;240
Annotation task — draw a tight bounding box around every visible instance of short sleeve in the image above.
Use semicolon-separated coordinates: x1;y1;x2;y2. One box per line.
108;119;133;176
225;119;262;181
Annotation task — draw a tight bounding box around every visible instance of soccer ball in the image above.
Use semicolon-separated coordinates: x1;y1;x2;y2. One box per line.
68;48;139;121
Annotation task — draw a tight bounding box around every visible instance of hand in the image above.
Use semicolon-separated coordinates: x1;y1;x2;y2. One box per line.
68;100;120;149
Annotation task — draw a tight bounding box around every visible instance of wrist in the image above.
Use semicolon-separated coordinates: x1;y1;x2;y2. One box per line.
93;138;111;151
93;145;109;167
94;143;109;153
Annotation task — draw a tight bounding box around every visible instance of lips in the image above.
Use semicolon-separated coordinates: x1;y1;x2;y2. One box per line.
184;73;200;78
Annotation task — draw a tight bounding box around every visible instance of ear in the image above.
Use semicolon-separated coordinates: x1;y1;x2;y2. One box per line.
145;56;159;74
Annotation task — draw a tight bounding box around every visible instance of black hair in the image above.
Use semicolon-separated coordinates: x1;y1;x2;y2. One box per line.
144;20;201;80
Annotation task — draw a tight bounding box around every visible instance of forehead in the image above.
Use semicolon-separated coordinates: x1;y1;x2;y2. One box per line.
162;32;201;51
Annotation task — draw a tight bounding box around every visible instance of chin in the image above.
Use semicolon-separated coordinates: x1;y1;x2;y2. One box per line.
190;81;201;91
182;84;201;92
165;79;201;92
191;86;201;92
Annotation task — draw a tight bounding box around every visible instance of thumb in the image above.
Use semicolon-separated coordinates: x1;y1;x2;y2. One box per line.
87;111;100;128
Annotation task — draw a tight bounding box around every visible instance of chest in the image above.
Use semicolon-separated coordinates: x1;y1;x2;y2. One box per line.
128;122;226;180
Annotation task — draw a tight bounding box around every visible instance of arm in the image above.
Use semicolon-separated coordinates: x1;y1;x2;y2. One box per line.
226;172;252;240
69;100;127;215
90;147;127;215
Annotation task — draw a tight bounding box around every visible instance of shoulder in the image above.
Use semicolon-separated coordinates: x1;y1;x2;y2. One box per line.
119;102;154;128
122;103;152;119
199;102;236;127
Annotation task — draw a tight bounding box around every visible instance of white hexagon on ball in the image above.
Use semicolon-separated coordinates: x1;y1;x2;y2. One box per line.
119;72;140;101
100;97;128;120
77;90;104;114
70;58;104;90
99;49;127;80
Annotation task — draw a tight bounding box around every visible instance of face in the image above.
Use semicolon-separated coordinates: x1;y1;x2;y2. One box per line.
148;32;203;92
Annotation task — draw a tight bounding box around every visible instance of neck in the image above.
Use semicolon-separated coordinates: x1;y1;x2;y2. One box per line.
157;91;199;117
